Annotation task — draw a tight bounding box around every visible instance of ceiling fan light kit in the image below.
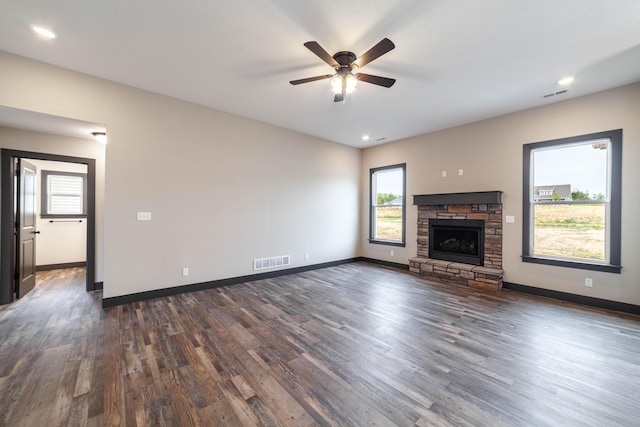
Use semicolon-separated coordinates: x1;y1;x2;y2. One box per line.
290;38;396;103
331;72;358;95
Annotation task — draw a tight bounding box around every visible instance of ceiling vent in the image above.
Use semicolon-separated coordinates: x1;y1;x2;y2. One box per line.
543;89;568;98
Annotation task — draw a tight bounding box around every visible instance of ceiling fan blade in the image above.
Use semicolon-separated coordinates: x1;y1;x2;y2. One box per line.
290;74;334;85
304;41;339;67
355;38;395;68
356;73;396;88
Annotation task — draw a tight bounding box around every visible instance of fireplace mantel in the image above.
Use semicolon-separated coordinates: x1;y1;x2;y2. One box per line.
413;191;502;206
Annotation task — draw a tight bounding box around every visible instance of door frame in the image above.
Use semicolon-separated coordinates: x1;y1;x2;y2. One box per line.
1;149;96;304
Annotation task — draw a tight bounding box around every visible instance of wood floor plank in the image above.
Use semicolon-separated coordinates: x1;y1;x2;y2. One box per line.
104;306;126;427
198;399;243;427
1;264;640;426
66;393;90;427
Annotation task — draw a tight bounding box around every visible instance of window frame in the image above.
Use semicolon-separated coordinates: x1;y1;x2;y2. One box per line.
369;163;406;247
522;129;622;273
40;170;88;218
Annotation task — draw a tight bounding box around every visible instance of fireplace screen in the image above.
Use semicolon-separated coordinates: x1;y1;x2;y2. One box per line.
429;219;484;265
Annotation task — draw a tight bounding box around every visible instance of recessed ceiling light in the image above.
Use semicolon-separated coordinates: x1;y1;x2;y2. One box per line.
558;77;574;86
362;135;370;141
32;26;56;39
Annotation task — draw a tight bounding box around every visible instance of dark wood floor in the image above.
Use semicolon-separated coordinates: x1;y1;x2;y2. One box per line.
0;268;105;426
1;264;639;426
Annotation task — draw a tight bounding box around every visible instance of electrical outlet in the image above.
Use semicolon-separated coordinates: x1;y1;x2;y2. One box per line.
182;267;189;277
585;278;593;287
304;253;309;260
390;250;395;256
458;169;463;176
441;170;447;177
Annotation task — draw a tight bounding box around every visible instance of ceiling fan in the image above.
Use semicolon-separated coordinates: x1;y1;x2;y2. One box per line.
290;38;396;103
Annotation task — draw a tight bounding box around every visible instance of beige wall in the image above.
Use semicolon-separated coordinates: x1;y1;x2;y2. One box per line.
0;126;105;279
0;51;361;299
361;82;640;305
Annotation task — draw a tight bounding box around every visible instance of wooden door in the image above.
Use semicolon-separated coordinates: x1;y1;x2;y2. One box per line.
16;159;38;298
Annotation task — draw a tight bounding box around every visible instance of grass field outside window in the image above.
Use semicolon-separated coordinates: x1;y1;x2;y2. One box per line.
373;206;403;241
534;204;605;260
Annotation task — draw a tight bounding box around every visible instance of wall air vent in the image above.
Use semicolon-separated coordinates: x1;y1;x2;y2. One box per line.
253;255;291;271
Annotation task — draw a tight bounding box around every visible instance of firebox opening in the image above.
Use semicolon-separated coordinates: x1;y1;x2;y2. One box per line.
429;219;484;266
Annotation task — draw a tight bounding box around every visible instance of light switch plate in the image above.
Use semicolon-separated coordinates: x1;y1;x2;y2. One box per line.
506;215;515;223
137;212;152;221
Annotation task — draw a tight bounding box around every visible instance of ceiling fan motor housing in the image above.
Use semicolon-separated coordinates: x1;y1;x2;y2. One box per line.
332;51;357;67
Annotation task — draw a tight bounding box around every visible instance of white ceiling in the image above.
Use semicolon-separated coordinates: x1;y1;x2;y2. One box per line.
0;0;639;147
0;105;105;141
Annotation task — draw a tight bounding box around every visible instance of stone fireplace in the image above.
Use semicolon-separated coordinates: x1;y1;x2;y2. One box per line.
409;191;504;291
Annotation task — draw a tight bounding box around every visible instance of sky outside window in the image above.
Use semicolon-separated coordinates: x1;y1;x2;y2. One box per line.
533;140;608;197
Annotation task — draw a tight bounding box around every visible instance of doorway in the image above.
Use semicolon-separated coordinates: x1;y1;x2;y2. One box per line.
1;149;96;304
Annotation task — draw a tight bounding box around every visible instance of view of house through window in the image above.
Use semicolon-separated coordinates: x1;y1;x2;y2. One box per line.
370;164;405;245
523;129;621;272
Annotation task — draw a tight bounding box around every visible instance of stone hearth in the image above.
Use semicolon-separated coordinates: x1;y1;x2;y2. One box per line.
409;191;504;291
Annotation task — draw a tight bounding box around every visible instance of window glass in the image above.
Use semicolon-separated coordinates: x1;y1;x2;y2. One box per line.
531;140;608;261
370;164;405;246
48;174;84;215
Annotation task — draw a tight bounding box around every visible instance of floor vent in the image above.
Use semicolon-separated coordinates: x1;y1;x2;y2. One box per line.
253;255;291;271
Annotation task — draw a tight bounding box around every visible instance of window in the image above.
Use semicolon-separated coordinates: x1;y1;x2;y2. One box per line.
41;171;87;218
522;130;621;273
370;163;406;246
